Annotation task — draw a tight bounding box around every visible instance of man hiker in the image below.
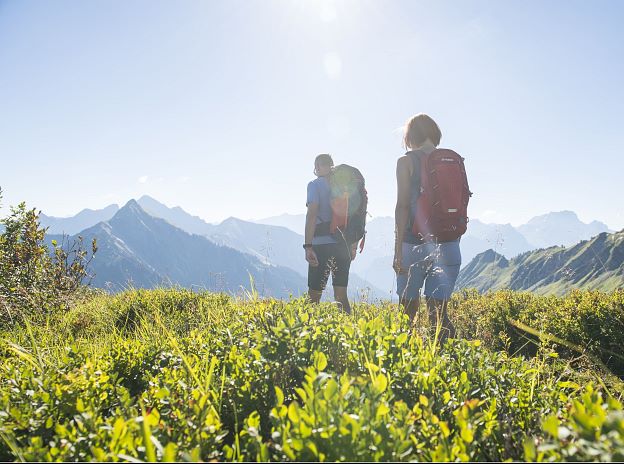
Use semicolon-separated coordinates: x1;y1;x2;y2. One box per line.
304;153;366;314
393;114;471;341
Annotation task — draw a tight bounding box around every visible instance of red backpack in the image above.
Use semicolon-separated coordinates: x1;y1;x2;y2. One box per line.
411;149;471;242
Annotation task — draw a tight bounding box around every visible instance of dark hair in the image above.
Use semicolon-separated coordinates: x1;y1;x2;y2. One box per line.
403;114;442;149
314;153;334;172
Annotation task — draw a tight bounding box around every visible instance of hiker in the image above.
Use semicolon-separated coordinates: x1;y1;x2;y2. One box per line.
393;114;471;341
304;154;367;314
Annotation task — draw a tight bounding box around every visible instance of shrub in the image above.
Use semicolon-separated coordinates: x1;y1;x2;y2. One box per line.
450;289;624;377
0;190;97;328
1;290;623;461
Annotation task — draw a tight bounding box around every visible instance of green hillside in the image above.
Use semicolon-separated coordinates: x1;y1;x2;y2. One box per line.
457;230;624;294
1;289;624;462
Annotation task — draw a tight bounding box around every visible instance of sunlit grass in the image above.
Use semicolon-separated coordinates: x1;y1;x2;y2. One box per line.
1;288;623;461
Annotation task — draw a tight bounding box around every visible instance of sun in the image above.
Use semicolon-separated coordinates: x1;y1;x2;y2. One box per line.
319;0;338;22
286;0;349;23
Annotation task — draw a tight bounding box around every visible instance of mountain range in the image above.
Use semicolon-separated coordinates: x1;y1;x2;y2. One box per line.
252;212;611;256
35;197;619;297
40;204;120;235
252;213;306;236
456;230;624;294
517;210;612;249
39;197;383;300
137;196;385;299
250;211;613;293
45;200;306;298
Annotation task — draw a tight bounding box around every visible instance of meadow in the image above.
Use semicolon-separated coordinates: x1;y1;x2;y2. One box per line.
1;288;623;462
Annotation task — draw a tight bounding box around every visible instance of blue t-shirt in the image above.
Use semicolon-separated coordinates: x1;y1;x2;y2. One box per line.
306;177;337;245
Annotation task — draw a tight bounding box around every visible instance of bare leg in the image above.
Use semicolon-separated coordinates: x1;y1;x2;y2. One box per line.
426;298;456;342
399;297;420;327
333;286;351;314
308;288;322;304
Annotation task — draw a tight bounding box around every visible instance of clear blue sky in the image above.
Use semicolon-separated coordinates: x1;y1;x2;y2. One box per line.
1;0;623;229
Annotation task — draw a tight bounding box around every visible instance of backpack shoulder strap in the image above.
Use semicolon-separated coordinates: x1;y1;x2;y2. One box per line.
406;150;423;193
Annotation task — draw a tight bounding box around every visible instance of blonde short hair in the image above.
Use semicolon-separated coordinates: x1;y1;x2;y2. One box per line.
403;114;442;150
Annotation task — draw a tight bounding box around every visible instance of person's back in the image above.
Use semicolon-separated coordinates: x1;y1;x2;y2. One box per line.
393;114;469;341
303;154;358;313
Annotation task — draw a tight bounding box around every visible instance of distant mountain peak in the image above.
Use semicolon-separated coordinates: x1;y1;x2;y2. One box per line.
476;249;508;266
38;203;120;235
137;195;174;211
518;210;611;249
137;194;159;203
550;210;577;217
137;196;191;216
525;210;610;228
40;203;120;221
526;210;579;224
134;195;217;235
122;199;141;210
77;204;119;215
554;210;577;217
114;200;153;224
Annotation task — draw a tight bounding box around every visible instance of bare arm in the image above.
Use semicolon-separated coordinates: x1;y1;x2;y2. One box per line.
305;202;319;245
304;202;319;267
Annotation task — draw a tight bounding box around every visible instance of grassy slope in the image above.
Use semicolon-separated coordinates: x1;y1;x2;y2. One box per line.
458;230;624;295
1;289;624;461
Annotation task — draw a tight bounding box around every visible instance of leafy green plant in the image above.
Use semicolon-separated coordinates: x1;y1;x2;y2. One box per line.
1;288;623;461
450;289;624;377
525;386;624;462
0;192;97;328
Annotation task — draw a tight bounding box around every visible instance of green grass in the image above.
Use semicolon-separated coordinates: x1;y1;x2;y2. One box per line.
1;288;623;461
451;289;624;379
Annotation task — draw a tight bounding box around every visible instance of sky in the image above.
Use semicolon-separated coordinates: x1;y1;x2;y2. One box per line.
1;0;623;230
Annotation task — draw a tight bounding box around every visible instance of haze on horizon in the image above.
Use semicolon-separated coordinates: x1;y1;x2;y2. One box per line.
1;0;623;230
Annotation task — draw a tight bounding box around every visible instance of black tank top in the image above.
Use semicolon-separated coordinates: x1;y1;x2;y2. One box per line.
403;150;425;245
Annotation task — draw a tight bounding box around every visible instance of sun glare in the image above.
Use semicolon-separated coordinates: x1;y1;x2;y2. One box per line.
287;0;364;24
319;0;337;22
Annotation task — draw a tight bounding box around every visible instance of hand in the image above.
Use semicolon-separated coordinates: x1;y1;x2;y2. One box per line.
305;248;319;267
393;250;407;275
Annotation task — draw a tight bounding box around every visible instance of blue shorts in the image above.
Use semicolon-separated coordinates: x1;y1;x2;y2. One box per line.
396;240;461;301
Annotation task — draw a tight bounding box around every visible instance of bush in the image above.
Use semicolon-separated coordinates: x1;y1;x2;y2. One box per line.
0;189;97;328
1;290;623;461
450;289;624;377
526;386;624;462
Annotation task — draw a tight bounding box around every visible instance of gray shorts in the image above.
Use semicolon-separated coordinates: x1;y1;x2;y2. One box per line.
396;240;461;301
